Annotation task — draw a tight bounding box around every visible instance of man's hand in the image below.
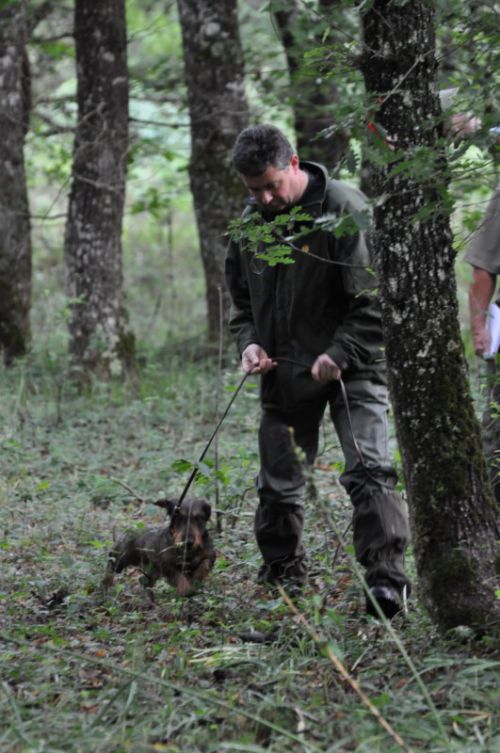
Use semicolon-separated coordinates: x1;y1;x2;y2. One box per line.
311;353;342;383
471;320;490;357
448;112;481;140
469;267;495;357
242;344;277;374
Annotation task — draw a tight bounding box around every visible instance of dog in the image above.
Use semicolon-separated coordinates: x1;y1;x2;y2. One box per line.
103;496;216;597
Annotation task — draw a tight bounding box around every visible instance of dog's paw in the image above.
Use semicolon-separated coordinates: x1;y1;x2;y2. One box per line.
193;557;215;582
174;573;192;597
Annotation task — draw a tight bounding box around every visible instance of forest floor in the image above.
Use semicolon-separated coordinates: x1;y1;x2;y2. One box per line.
0;353;498;753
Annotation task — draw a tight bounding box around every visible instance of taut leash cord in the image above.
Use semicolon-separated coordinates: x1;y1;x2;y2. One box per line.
173;370;251;514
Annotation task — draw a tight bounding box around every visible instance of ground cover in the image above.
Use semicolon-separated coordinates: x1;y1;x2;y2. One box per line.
0;354;498;753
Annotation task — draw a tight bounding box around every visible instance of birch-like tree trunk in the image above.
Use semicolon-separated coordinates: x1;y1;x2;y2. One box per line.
0;0;31;363
360;0;499;631
177;0;249;343
64;0;134;380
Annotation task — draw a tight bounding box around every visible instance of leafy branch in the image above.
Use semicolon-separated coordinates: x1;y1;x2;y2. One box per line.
228;206;375;271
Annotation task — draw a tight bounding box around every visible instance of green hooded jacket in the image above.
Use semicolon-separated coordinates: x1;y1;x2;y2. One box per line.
225;161;386;411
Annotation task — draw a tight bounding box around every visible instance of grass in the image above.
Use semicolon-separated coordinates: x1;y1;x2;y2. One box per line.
1;166;498;751
0;347;498;753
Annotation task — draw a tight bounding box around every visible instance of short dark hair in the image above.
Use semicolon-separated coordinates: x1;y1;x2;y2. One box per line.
232;125;294;176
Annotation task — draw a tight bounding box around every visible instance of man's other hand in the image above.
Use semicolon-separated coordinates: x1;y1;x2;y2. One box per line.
311;353;342;383
449;112;481;140
471;322;490;357
242;344;277;374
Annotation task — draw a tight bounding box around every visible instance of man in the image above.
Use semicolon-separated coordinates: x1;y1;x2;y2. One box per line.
441;92;500;502
225;124;411;618
464;187;500;504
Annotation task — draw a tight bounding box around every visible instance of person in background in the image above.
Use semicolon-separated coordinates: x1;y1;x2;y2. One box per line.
443;88;500;503
225;124;411;619
441;89;500;501
464;187;500;503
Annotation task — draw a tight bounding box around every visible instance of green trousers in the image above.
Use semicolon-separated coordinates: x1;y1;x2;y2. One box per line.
255;380;411;592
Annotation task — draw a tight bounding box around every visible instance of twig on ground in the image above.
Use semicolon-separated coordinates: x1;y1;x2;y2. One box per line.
109;476;145;502
316;496;452;748
277;585;414;753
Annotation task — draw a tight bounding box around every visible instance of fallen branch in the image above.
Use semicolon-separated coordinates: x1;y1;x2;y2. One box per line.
277;585;414;753
109;476;145;503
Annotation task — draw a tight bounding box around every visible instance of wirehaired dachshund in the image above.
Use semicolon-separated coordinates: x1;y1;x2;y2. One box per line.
103;496;216;597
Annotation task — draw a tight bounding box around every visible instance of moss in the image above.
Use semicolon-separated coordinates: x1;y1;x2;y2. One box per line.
389;308;489;509
423;547;498;630
117;328;136;369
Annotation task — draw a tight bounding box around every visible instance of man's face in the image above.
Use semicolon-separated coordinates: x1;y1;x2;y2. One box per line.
242;154;304;213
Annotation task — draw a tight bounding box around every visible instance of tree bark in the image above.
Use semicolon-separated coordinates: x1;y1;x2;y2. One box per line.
360;1;499;631
273;0;349;171
0;0;32;363
64;0;134;380
177;0;249;343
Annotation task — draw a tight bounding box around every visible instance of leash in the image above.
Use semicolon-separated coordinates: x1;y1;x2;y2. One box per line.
272;356;372;476
173;370;251;515
173;356;392;515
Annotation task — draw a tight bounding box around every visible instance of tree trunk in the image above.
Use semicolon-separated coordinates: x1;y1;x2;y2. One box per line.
273;0;349;171
64;0;134;380
177;0;249;343
0;0;31;363
360;1;499;632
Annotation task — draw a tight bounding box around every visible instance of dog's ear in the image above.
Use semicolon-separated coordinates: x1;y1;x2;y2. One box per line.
154;497;176;515
203;501;211;521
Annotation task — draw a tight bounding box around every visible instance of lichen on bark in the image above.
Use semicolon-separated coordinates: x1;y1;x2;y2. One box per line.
360;0;499;632
64;0;134;382
177;0;249;342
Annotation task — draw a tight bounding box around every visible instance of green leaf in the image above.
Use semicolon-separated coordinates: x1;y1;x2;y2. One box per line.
171;458;194;473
